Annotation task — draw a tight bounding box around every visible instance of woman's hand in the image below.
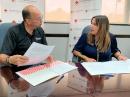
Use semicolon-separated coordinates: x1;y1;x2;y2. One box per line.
9;55;29;66
114;51;127;61
117;55;127;61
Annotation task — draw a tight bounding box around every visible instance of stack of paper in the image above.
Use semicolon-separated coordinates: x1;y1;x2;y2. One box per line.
81;59;130;75
16;61;77;86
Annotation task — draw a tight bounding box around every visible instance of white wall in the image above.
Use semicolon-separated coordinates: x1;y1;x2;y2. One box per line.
46;37;69;61
44;23;70;34
110;25;130;35
117;38;130;58
44;22;70;62
110;24;130;58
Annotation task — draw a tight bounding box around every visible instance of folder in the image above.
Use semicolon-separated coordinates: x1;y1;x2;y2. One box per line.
16;61;77;86
81;59;130;75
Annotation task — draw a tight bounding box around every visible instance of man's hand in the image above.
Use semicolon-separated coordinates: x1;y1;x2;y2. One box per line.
45;55;55;64
9;55;29;66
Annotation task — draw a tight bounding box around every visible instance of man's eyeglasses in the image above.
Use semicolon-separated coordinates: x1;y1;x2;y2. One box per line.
28;16;43;21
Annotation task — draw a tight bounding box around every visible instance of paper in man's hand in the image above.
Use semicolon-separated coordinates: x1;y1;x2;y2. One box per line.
21;42;55;66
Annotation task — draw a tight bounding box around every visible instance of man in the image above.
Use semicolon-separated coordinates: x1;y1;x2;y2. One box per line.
0;5;55;97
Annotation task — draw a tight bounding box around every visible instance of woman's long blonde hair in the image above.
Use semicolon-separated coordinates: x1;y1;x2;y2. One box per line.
87;15;110;52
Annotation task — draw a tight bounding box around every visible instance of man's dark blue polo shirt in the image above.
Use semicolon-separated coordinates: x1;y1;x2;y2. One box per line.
0;22;47;72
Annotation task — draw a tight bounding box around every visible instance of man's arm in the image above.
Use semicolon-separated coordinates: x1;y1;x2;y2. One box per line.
0;54;9;64
0;54;28;66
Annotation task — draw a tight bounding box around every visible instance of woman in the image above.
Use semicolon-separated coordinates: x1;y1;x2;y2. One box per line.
72;15;127;94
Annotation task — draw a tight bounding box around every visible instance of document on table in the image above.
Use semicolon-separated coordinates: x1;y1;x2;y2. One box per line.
21;42;55;66
81;59;130;75
16;61;77;86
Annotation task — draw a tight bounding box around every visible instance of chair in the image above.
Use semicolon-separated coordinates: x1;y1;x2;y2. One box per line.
0;23;16;68
0;23;15;49
0;23;27;97
0;23;14;97
72;25;90;63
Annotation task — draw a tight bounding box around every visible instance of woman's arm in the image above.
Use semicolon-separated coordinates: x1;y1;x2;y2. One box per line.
110;33;127;61
73;50;96;62
114;51;127;61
